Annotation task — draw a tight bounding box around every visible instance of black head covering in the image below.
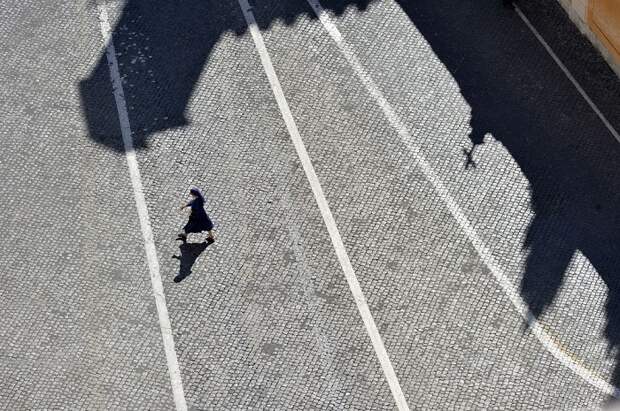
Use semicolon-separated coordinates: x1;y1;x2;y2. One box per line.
190;187;205;203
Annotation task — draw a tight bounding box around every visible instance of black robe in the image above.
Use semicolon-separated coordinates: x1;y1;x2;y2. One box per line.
183;197;213;233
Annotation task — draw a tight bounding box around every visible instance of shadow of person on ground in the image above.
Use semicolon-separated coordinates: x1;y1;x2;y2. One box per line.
79;0;373;151
395;0;620;387
172;241;210;283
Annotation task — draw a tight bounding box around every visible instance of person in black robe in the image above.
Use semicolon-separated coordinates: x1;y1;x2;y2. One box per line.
177;188;214;244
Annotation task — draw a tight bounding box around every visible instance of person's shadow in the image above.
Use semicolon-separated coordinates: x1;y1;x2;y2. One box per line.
172;241;210;283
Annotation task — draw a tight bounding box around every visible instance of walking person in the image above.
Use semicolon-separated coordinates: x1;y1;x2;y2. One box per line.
177;187;215;244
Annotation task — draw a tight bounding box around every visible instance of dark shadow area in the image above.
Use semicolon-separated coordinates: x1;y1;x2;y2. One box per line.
79;0;373;151
173;241;210;283
81;0;620;389
394;0;620;388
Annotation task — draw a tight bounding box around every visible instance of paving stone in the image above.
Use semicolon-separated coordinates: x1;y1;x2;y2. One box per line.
2;0;619;409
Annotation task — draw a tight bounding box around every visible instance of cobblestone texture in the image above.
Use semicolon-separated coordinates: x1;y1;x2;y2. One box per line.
2;0;620;409
253;0;619;408
133;24;393;411
0;0;174;410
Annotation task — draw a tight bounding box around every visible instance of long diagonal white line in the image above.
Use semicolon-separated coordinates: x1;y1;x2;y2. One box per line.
236;0;410;409
515;5;620;145
306;0;620;398
95;4;187;410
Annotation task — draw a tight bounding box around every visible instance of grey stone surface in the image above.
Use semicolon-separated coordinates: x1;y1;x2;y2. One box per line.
251;0;618;408
0;1;173;409
2;0;620;409
133;25;393;411
262;0;620;408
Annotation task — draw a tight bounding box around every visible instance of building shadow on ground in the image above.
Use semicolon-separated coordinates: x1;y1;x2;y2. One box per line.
82;0;620;392
79;0;373;151
395;0;620;390
172;241;210;283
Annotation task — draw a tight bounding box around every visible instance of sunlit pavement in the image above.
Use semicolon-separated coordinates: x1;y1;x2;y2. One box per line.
2;0;620;409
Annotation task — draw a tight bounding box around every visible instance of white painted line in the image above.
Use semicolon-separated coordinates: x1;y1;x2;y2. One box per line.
95;4;187;410
236;1;410;409
515;5;620;145
306;0;620;398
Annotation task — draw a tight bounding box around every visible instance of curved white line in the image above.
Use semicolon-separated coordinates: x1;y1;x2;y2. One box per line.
306;0;620;397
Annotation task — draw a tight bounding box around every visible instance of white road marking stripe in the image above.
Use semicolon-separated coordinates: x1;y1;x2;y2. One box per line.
307;0;620;397
515;5;620;145
95;4;187;410
236;1;410;409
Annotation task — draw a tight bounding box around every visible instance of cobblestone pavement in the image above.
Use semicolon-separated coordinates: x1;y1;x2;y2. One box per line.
2;0;620;409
